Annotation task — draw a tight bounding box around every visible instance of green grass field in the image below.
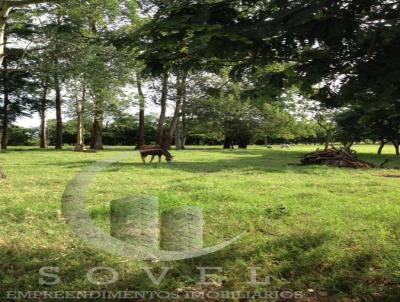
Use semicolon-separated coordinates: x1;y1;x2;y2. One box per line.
1;145;400;301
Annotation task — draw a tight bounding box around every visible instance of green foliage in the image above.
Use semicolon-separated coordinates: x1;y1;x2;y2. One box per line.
7;126;37;146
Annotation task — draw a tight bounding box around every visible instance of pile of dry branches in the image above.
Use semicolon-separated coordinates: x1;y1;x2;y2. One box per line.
300;147;376;169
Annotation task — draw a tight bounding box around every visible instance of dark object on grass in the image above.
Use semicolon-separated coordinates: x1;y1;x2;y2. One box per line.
0;168;6;179
300;147;375;169
265;205;288;220
139;146;173;163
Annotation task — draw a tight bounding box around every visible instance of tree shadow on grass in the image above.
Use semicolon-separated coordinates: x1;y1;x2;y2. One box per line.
107;153;349;175
15;147;400;174
163;230;400;301
2;229;399;301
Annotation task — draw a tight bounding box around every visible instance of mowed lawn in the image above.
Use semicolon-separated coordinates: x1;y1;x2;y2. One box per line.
1;145;400;301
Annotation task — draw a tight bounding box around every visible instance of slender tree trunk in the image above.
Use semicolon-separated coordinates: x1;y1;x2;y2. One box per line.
39;110;48;149
0;7;11;67
74;86;86;152
175;122;181;150
54;67;63;149
378;140;386;155
90;108;104;150
180;76;188;150
156;71;168;145
136;73;145;148
0;0;12;69
39;85;48;149
0;1;52;66
1;56;9;150
164;70;187;149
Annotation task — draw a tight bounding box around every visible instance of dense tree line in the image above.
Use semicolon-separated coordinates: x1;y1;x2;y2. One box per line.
0;0;398;153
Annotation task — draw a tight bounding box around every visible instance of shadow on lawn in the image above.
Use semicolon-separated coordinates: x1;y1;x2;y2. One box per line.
15;147;399;174
37;148;400;174
109;150;400;174
3;230;399;301
110;153;304;174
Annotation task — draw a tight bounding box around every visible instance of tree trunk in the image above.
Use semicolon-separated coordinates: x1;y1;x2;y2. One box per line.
39;85;48;149
74;86;86;152
164;70;187;149
90;109;104;150
0;7;11;67
39;111;48;149
0;0;52;66
392;140;400;156
181;119;187;149
223;135;233;149
324;129;332;151
343;141;354;153
156;71;168;145
378;140;386;155
180;75;188;150
136;73;145;148
175;122;182;150
54;67;63;149
1;56;9;150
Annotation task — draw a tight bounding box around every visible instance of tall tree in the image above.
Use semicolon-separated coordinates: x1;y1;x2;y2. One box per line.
0;0;57;66
0;56;9;150
164;69;187;149
155;71;168;145
135;72;145;148
38;79;50;148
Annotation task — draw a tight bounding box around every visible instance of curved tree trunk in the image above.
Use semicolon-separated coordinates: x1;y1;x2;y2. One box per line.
0;6;11;67
0;1;57;66
392;140;400;156
164;70;187;149
136;73;145;148
156;71;168;145
378;140;386;155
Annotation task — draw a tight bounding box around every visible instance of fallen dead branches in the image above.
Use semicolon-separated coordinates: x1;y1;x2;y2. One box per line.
300;148;376;169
